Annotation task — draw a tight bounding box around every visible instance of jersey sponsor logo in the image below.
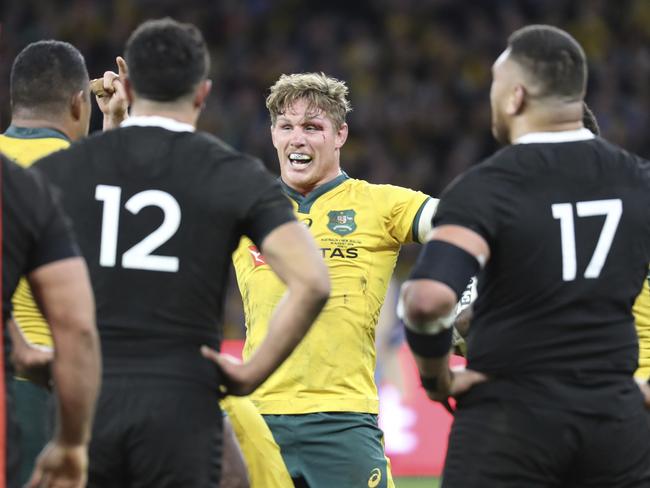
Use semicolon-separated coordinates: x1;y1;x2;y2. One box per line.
248;246;267;267
368;468;382;488
327;209;356;236
320;247;358;259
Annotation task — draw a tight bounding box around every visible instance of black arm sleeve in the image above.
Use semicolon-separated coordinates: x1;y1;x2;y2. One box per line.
433;162;509;245
24;168;80;273
2;158;80;322
241;181;296;248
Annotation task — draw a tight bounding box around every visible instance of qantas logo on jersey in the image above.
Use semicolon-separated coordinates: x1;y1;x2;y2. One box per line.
248;246;267;267
320;247;358;259
327;209;357;236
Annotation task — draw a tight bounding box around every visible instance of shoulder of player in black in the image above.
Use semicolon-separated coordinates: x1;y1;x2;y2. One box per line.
31;126;276;189
3;153;50;196
31;130;98;177
193;130;270;170
438;145;516;195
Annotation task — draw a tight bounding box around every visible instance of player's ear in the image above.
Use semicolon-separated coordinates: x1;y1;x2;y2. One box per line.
270;124;279;148
123;77;135;106
506;85;525;116
194;79;212;110
334;122;348;150
70;90;85;121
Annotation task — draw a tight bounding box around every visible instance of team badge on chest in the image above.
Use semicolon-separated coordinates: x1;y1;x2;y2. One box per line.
327;209;357;236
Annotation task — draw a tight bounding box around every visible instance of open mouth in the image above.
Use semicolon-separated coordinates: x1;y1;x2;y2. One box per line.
288;153;313;166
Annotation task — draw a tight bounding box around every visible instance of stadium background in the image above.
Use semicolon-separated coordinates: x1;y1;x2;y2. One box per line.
1;1;648;486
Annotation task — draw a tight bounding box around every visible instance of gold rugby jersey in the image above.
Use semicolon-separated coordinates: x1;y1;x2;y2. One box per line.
0;126;70;346
233;173;434;414
632;270;650;379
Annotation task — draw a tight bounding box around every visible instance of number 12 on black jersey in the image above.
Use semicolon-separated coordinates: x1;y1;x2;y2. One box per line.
95;184;181;272
551;199;622;281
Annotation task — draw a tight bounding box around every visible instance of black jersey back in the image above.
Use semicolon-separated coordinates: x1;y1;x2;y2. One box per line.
434;135;650;414
34;126;294;385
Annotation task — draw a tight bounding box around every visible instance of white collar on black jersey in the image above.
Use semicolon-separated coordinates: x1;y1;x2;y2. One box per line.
514;128;594;144
120;115;195;133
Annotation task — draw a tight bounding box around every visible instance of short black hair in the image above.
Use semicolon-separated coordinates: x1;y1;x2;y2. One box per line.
10;40;89;112
125;18;209;102
582;102;600;136
508;25;587;101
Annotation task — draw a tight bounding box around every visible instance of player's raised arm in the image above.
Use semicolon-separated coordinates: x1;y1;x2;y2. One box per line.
91;55;130;130
399;224;488;401
203;220;330;395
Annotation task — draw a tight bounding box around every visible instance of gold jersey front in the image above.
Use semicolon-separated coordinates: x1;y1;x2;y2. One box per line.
233;174;432;414
632;270;650;379
0;126;70;347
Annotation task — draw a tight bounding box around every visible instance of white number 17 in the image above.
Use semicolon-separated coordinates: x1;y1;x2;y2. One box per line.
551;199;622;281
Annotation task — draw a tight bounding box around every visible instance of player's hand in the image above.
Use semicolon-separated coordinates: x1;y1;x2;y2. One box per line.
25;441;88;488
7;318;53;389
201;346;259;396
638;379;650;409
449;367;488;397
422;367;488;403
91;56;129;129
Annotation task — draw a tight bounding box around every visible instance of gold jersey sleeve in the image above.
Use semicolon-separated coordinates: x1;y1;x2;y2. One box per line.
220;396;293;488
233;176;429;414
0;132;70;347
633;271;650;379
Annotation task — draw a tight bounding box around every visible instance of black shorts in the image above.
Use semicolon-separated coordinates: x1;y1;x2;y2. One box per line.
442;400;650;488
88;377;222;488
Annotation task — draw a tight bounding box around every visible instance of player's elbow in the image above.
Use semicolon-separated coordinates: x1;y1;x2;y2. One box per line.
401;280;456;327
45;291;96;336
301;266;331;311
51;307;99;350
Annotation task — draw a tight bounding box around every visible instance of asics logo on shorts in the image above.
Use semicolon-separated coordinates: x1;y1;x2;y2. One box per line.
368;467;382;487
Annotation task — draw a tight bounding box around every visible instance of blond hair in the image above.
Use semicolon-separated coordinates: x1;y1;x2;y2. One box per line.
266;72;352;129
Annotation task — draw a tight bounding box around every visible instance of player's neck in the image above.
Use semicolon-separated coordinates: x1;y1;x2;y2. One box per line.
130;100;198;128
509;102;583;142
9;115;75;141
282;170;344;197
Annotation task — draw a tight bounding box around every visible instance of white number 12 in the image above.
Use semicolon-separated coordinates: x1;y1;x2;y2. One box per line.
551;199;622;281
95;185;181;273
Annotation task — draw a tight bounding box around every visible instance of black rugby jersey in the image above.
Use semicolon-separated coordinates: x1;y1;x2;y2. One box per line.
34;118;294;385
434;129;650;415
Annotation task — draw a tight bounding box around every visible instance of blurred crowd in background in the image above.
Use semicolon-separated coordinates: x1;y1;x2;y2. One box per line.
2;0;649;337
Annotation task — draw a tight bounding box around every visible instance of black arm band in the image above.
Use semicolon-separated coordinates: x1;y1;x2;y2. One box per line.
408;240;481;299
405;327;453;358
